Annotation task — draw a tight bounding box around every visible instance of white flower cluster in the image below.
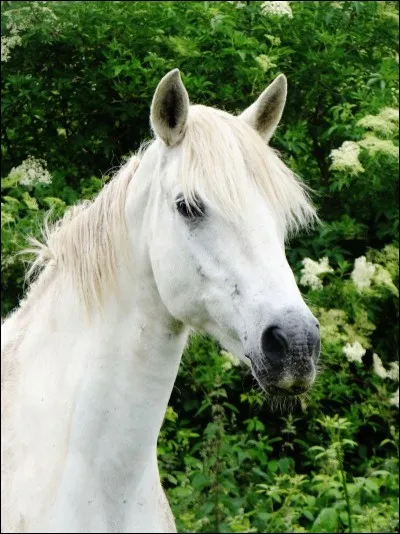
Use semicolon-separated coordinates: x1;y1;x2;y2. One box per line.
345;347;399;407
1;34;22;63
9;156;52;186
372;353;387;379
227;1;247;8
351;256;375;290
343;341;366;364
260;1;293;19
351;256;398;294
389;389;399;408
256;54;277;72
2;3;57;62
374;266;398;295
358;134;399;159
221;350;241;371
330;141;365;176
389;362;399;382
379;107;399;123
299;257;333;290
373;354;399;381
330;107;399;175
357;108;398;137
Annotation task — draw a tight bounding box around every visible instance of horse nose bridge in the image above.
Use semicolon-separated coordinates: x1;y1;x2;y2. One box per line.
282;311;320;350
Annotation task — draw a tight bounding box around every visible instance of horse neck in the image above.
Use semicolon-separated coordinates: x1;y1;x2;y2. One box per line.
1;163;189;531
75;293;188;468
9;155;188;487
66;181;189;481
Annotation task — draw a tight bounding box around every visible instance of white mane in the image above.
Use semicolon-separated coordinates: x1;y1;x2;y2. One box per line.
23;156;139;314
22;104;317;314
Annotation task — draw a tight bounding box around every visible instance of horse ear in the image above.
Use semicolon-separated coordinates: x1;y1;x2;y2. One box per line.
150;69;190;147
240;74;287;143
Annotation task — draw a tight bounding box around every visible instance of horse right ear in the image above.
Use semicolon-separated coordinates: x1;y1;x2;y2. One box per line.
150;69;190;147
240;74;287;144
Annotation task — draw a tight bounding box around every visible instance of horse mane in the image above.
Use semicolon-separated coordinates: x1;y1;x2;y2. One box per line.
23;155;140;314
22;104;317;315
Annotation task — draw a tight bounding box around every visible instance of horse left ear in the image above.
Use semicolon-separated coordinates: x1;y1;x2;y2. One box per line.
240;74;287;143
150;69;190;147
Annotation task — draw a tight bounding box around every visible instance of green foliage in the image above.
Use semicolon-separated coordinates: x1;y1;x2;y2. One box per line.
1;1;398;532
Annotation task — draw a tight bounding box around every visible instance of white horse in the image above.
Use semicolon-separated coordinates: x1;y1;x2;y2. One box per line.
1;69;321;533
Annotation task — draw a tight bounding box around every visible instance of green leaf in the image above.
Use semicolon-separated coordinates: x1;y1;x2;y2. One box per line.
191;472;208;490
268;460;279;473
1;211;15;226
43;197;67;210
303;510;314;522
311;508;338;533
3;196;21;206
1;174;20;190
22;192;39;211
166;474;177;485
199;501;215;515
279;457;291;473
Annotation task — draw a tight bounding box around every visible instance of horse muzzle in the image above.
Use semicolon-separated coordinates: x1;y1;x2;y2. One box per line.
246;312;320;396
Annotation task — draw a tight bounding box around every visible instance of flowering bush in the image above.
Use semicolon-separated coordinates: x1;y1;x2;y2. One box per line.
7;156;52;186
260;1;293;19
330;107;399;176
1;1;58;62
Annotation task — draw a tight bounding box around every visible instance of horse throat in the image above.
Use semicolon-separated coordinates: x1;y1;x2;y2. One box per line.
58;278;189;529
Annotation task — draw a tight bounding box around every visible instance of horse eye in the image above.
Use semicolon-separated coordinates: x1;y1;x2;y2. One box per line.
176;197;205;219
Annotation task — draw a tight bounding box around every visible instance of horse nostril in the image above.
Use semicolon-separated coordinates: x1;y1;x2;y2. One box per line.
261;326;289;366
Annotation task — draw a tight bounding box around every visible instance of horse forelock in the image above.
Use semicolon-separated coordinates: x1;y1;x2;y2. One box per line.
176;104;318;233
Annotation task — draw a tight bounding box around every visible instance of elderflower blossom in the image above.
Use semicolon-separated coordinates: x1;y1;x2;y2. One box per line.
389;388;399;408
374;265;399;296
227;1;247;8
343;341;366;364
299;257;333;290
256;54;277;72
357;110;398;137
9;156;52;186
221;350;241;370
1;34;22;62
377;107;398;124
260;1;293;19
373;353;388;379
2;3;57;62
387;362;399;382
358;134;399;159
351;256;399;295
330;141;365;176
351;256;375;291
